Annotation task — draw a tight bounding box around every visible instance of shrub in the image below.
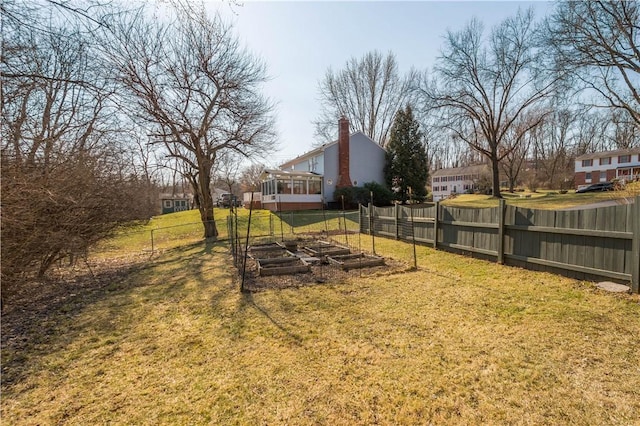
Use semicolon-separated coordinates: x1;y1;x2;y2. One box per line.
333;182;394;209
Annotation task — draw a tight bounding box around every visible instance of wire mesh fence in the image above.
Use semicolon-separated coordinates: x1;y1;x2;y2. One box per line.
228;206;412;292
89;204;420;294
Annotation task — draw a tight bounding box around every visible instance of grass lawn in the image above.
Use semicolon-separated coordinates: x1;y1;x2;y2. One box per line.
441;190;632;209
2;230;639;424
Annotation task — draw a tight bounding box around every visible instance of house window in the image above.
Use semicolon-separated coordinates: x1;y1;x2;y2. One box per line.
164;200;172;208
293;180;306;194
600;157;611;166
309;157;318;172
600;171;607;181
582;159;593;167
442;185;448;191
619;155;631;163
433;186;439;192
433;177;439;183
585;172;592;182
308;180;321;194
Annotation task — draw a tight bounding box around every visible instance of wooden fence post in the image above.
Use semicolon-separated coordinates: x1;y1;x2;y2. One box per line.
433;201;439;249
395;203;400;240
632;196;640;293
497;199;506;264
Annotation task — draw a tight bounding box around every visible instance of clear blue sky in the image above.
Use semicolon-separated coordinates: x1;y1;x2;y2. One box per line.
212;1;552;168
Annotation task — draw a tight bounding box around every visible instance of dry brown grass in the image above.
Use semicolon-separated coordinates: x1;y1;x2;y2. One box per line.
2;237;639;425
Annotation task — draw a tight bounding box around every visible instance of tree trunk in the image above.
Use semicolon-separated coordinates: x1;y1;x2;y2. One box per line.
491;155;502;198
198;166;218;239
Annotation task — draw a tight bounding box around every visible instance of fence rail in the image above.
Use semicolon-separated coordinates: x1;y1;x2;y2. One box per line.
360;197;640;293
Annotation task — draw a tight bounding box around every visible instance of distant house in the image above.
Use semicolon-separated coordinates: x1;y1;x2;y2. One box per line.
160;194;192;214
242;192;262;209
574;148;640;189
260;117;386;211
431;164;490;201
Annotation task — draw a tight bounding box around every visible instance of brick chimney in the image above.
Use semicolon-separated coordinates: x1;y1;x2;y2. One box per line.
336;116;352;188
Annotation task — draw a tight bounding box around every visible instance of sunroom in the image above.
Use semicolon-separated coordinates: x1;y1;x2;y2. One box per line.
260;169;324;211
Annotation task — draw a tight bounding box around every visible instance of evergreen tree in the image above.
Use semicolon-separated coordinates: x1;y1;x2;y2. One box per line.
384;106;428;203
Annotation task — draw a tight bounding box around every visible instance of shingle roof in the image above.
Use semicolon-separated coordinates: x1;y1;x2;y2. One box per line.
575;147;640;161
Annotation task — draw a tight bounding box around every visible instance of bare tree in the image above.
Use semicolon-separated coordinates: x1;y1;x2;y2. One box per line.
239;162;266;192
545;0;640;125
606;110;639;149
314;50;417;146
499;113;541;192
530;108;576;190
101;4;275;238
1;5;152;306
419;10;557;198
213;150;242;196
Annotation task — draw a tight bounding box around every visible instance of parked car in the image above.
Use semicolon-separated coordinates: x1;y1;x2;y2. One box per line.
576;182;614;193
217;193;242;208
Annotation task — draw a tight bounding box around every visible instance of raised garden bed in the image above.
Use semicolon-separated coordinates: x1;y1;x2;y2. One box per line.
257;257;311;276
327;253;385;271
249;242;290;259
302;241;351;257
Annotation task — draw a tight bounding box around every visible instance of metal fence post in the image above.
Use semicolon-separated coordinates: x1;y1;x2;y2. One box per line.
632;196;640;293
371;203;376;255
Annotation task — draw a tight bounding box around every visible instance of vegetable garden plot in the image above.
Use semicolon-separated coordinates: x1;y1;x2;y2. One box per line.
327;253;385;271
239;237;405;292
256;256;311;276
302;241;351;257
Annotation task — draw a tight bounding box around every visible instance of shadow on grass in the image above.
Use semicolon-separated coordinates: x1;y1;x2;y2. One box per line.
0;260;150;389
240;292;304;345
0;239;225;392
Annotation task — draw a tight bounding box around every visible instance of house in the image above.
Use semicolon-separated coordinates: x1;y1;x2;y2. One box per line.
574;148;640;189
160;194;192;214
260;117;386;211
431;164;490;201
242;191;262;209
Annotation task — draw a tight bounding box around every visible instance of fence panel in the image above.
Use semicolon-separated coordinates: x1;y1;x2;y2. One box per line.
438;205;500;257
505;203;634;282
360;198;639;292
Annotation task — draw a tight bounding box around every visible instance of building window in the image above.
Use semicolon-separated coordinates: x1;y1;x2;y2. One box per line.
585;172;592;182
600;171;607;181
442;185;448;191
582;159;593;167
433;177;439;183
293;180;306;194
619;155;631;163
308;180;321;194
164;200;172;208
600;157;611;166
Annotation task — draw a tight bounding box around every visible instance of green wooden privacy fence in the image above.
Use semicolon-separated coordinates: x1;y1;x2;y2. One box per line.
360;197;640;293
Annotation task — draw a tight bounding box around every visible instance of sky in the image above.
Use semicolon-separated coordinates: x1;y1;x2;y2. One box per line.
212;1;553;168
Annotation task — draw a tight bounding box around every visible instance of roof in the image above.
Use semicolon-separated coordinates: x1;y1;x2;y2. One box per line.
431;164;489;177
575;147;640;161
159;193;192;200
260;169;323;180
278;131;383;169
